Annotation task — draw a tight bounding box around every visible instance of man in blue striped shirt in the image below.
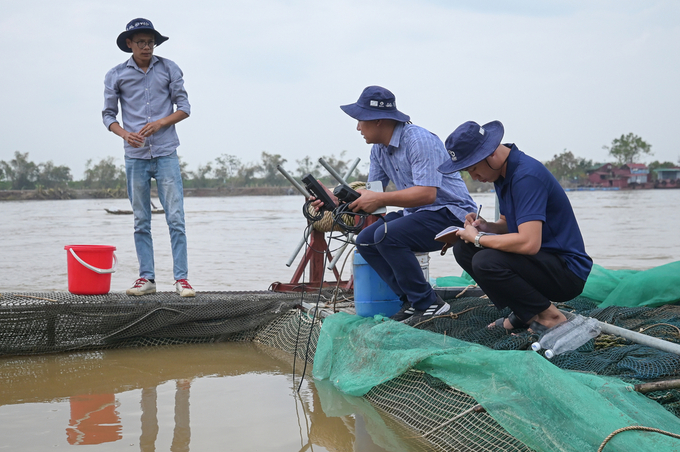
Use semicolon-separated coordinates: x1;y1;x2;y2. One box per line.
318;86;477;325
102;18;194;297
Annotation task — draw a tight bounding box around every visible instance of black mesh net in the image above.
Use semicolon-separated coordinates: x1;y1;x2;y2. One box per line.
0;291;311;355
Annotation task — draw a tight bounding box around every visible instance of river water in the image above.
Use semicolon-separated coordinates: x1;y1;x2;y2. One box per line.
0;342;417;451
1;189;679;292
0;190;679;450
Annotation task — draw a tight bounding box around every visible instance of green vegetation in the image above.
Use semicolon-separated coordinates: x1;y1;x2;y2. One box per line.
0;151;368;195
0;151;72;190
544;133;680;185
83;156;127;189
603;133;652;165
178;150;368;189
647;160;679;181
543;149;593;186
1;133;676;196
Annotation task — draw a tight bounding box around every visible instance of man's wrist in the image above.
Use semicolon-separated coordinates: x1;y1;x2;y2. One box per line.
474;232;487;248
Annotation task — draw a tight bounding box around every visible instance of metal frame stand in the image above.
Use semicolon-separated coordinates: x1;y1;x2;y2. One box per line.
270;215;381;293
270;228;352;292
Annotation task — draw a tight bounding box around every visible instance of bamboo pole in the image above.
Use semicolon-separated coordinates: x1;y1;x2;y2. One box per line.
634;379;680;394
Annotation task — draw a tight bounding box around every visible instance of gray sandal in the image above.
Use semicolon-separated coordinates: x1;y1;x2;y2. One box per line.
490;312;529;330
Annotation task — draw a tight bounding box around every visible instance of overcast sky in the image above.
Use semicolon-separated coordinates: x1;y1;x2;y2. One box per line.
2;0;679;179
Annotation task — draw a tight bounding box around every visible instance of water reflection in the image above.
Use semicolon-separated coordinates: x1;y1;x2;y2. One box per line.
62;380;192;450
0;343;417;451
139;380;191;452
66;393;121;445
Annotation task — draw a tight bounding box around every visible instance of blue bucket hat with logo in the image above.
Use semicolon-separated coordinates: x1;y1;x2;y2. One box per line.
340;86;410;122
438;121;505;174
116;18;169;53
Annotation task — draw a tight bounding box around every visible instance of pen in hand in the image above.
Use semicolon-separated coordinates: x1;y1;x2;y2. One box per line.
475;204;482;225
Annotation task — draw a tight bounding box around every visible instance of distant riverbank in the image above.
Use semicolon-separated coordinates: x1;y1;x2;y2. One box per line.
2;182;673;201
0;186;293;201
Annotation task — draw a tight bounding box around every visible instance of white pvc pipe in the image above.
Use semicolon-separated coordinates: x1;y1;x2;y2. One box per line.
598;321;680;356
318;158;348;185
343;158;361;181
286;228;312;267
328;234;353;270
277;164;310;197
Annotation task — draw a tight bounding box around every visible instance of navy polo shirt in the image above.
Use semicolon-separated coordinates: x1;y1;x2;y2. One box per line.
495;145;593;281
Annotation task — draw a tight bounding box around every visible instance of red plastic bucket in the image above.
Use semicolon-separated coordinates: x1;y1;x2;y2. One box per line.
64;245;117;295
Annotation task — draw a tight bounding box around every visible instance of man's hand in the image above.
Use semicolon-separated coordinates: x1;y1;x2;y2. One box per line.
309;181;338;211
135;111;189;142
139;120;164;138
457;222;479;244
348;189;383;213
464;211;489;231
125;131;146;147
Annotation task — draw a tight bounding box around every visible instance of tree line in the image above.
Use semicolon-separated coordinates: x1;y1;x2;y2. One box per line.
1;133;677;191
0;151;369;191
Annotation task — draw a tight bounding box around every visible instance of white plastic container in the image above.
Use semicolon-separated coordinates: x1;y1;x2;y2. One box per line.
414;252;430;282
531;314;585;352
531;314;601;359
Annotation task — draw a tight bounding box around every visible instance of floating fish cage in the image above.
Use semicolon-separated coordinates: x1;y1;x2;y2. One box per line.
1;290;679;451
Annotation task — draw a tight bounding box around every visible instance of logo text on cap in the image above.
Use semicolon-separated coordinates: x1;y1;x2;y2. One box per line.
129;21;151;30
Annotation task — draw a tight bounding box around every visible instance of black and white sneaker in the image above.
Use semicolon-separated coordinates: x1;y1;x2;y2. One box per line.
403;295;450;326
390;302;415;322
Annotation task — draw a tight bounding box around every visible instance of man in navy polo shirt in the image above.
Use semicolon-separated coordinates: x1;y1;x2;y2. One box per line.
439;121;592;331
313;86;477;325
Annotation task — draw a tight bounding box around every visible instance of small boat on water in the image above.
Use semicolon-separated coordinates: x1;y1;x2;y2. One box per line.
105;208;165;215
105;200;164;215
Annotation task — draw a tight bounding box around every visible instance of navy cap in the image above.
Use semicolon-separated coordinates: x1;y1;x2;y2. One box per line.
340;86;410;122
438;121;504;174
116;18;169;53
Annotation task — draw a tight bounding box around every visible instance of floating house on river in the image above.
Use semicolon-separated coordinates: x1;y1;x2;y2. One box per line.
653;167;680;189
587;162;654;189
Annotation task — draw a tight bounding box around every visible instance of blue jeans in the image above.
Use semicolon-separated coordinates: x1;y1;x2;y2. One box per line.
125;152;188;281
355;209;462;310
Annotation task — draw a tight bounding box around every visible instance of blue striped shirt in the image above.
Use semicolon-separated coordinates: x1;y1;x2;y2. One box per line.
368;122;477;220
103;56;191;159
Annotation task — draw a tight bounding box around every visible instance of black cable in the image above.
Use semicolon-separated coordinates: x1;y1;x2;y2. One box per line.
291;225;314;387
297;217;337;393
356;215;388;247
302;200;325;222
301;226;348;255
332;203;367;234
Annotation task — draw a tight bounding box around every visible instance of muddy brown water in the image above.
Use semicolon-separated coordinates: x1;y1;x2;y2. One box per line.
0;342;420;451
0;190;678;450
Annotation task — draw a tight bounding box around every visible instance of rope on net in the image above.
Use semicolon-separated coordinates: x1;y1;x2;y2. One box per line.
598;425;680;452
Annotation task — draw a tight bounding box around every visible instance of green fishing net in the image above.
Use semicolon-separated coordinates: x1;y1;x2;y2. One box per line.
586;262;680;308
435;270;476;288
313;312;680;452
436;261;680;308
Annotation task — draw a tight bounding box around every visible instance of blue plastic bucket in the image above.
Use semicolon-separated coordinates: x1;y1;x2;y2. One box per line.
353;251;401;317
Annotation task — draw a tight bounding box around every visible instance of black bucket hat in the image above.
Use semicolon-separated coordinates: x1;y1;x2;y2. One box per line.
438;121;505;174
340;86;410;122
116;18;169;53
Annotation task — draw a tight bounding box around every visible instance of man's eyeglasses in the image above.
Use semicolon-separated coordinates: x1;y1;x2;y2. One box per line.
132;40;155;49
